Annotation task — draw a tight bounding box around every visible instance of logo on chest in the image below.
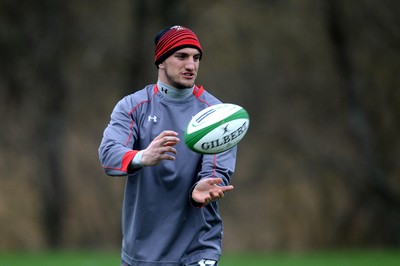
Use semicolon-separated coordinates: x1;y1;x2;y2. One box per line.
148;115;158;123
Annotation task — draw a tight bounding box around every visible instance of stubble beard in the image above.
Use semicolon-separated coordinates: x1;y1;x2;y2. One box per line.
165;72;196;89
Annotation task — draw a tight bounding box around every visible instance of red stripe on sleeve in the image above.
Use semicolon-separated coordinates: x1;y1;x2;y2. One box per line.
212;154;217;178
121;150;139;172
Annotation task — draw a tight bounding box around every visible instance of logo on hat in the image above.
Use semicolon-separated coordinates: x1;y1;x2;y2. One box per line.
171;25;185;31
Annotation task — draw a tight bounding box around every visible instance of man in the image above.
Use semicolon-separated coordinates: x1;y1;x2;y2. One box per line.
99;25;236;266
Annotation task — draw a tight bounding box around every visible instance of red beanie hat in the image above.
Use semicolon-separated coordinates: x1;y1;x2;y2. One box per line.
154;25;202;66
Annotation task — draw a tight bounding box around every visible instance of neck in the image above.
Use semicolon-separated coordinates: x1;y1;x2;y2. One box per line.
157;80;194;99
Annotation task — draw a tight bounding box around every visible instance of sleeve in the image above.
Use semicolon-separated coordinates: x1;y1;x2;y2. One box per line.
196;93;236;185
199;146;237;186
189;147;237;207
189;91;237;205
98;96;141;176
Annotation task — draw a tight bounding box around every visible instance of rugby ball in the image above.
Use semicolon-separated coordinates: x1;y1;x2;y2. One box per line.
185;103;250;154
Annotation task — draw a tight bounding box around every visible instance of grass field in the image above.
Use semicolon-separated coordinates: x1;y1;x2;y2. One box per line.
1;250;400;266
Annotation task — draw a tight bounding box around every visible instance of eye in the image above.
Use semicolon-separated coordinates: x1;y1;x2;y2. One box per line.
175;53;186;59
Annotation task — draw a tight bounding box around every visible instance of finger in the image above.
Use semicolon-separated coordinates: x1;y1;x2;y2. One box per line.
160;154;176;161
210;185;233;199
156;130;179;140
163;138;180;146
220;185;234;192
209;178;234;191
161;146;177;155
210;190;222;199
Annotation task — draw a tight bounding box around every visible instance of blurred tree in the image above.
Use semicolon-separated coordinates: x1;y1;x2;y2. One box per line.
0;0;70;248
126;0;203;93
325;0;400;245
1;0;399;251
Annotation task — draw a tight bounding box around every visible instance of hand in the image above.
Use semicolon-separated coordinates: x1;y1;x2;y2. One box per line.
192;178;234;205
141;130;180;166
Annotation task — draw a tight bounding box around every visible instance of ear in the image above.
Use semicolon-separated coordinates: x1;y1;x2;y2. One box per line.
158;63;165;69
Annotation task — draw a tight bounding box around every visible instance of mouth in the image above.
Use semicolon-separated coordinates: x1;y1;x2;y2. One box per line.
182;72;195;79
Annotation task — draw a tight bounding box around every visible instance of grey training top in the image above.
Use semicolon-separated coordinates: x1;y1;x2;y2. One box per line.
99;84;237;265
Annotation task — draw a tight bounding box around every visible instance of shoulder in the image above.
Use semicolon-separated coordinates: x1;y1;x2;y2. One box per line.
117;84;157;113
123;84;157;104
194;85;222;107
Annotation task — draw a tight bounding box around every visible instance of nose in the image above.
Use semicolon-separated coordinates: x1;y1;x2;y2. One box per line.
185;57;196;70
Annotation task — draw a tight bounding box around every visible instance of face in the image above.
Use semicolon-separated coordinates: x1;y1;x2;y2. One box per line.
158;47;201;89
